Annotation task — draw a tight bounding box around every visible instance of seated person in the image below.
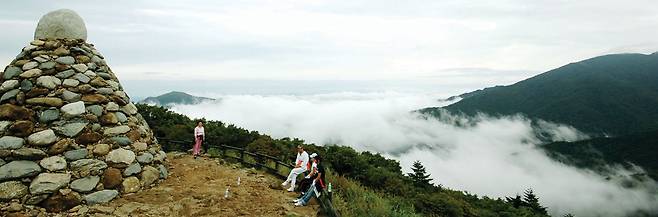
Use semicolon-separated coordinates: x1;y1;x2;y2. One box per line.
298;153;319;195
293;155;326;206
282;145;309;192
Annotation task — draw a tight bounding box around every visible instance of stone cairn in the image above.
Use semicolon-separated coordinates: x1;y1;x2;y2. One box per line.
0;9;168;213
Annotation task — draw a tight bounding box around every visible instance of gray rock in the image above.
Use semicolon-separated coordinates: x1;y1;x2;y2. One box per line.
25;194;49;205
61;101;86;117
86;105;103;117
72;64;88;72
115;112;128;123
110;136;132;146
20;68;41;78
39;109;60;123
2;66;22;79
97;87;113;95
62;90;81;102
70;176;99;192
91;55;103;64
53;122;87;137
12;148;47;160
55;56;75;65
39;61;56;70
84;190;118;205
36;76;62;89
122;103;138;115
0;136;24;150
106;102;119;111
106;80;120;90
39;156;67;171
20;80;32;91
140;166;159;186
86;62;97;70
104;125;130;136
0;89;19;102
0;121;10;133
29;173;71;194
34;9;87;41
0;181;28;201
136;153;154;164
33;55;49;63
62;78;80;87
123;163;141;177
0;161;42;181
0;80;19;92
73;73;90;83
27;129;57;146
70;159;107;176
55;69;75;79
106;148;135;167
154;151;167;163
64;149;88;161
158;164;168;179
92;123;101;131
22;61;39;70
97;72;111;80
84;70;97;78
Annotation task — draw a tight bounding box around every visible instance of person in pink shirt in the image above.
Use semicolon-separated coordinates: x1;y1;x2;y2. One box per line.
193;121;205;159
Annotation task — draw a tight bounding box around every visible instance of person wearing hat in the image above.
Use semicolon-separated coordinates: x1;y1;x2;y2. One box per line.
298;153;319;194
294;154;326;206
282;145;310;192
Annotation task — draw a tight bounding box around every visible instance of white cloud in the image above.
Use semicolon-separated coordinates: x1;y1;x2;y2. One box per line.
171;92;658;217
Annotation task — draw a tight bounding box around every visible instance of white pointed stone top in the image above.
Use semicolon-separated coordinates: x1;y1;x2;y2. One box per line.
34;9;87;41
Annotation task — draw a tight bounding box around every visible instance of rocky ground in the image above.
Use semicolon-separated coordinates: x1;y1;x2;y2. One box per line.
1;153;319;216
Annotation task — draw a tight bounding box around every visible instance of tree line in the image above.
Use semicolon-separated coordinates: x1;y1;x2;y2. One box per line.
137;104;556;217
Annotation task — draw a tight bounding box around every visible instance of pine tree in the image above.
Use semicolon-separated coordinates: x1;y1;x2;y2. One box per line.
407;161;434;189
523;189;548;215
505;195;525;208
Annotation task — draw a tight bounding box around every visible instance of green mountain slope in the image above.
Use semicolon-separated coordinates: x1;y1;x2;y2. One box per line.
543;130;658;180
141;91;214;106
434;53;658;136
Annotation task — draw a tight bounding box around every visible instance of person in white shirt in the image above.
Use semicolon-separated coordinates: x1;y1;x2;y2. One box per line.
298;153;319;194
193;121;205;159
282;145;309;192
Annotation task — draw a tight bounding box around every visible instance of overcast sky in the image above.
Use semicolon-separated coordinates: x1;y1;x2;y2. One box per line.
2;0;658;96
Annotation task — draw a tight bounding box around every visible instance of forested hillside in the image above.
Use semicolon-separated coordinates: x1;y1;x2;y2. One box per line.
432;53;658;136
137;104;552;217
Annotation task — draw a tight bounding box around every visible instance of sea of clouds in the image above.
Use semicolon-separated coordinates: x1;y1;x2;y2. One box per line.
170;92;658;216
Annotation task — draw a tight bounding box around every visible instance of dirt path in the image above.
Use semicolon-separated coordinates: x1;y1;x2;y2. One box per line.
88;153;319;217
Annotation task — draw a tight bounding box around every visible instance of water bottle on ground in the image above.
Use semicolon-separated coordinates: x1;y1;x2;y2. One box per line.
237;177;241;186
224;186;231;199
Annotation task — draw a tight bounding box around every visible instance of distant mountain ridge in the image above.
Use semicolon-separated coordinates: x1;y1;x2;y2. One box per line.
543;129;658;180
140;91;214;106
428;52;658;136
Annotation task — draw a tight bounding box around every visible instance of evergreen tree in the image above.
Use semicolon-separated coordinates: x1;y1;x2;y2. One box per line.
523;189;548;215
407;161;434;189
505;194;525;208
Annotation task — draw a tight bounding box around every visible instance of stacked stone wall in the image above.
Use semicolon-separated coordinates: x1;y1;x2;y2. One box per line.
0;38;168;212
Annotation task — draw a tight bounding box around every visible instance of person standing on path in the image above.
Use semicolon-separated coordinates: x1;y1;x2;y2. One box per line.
193;121;205;159
282;145;309;192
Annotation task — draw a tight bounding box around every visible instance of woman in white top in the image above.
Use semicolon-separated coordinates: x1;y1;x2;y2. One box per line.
193;121;205;159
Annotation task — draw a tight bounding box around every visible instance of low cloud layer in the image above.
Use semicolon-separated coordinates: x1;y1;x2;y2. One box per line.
172;92;658;216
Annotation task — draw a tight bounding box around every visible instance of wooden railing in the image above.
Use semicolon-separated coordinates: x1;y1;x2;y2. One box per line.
157;137;339;217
